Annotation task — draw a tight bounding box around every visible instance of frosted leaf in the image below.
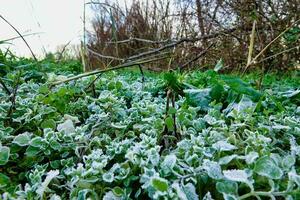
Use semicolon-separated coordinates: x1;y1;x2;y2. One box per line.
36;170;59;198
223;169;250;184
254;156;283;179
212;141;237;152
203;160;223;180
202;192;214;200
103;191;121;200
57;119;75;134
244;151;259;164
161;154;177;174
219;155;237;165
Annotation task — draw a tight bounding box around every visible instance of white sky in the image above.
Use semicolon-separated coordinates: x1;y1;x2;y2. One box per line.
0;0;88;57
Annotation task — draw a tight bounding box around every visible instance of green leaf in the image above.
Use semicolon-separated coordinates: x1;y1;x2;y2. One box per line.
213;141;237;152
41;119;56;129
216;181;238;195
254;156;283;179
112;186;124;197
25;146;41;157
165;116;174;131
30;137;44;148
210;83;225;102
168;107;177;115
0;146;10;165
223;77;262;101
13;132;31;146
0;173;10;188
49;139;62;151
151;177;168;192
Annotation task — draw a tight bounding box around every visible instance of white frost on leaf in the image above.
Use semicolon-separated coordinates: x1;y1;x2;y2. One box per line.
36;170;59;198
57;119;75;134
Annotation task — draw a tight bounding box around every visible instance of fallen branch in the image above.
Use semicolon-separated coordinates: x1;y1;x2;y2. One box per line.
0;15;38;61
51;56;168;86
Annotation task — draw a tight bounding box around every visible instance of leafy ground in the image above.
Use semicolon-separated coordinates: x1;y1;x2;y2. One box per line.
0;57;300;200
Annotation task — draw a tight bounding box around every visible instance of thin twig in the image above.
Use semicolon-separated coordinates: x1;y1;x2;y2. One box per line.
0;15;38;61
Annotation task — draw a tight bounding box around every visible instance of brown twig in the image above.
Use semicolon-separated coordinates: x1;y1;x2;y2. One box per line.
0;15;38;61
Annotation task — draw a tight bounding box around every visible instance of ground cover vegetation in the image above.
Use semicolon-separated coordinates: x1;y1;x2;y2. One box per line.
0;51;299;199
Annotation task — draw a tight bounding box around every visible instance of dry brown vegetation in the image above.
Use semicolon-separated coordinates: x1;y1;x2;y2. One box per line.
85;0;300;73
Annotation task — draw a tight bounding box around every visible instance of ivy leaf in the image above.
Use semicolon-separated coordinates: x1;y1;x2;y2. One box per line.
254;156;283;179
151;177;168;192
0;146;10;165
13;132;31;146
